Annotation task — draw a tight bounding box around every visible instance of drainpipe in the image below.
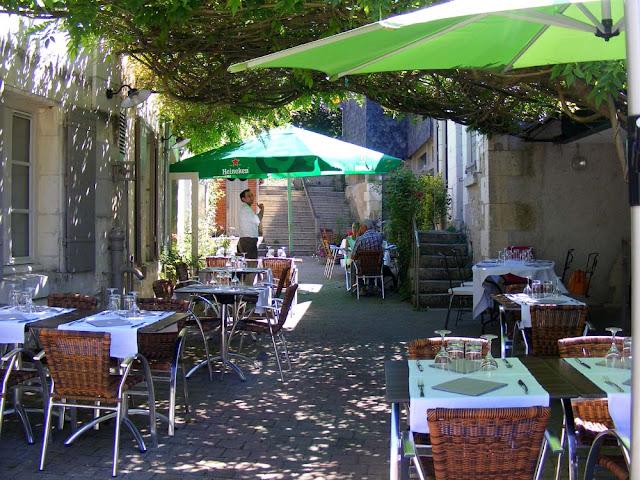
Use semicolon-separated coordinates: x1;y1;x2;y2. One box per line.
109;227;145;295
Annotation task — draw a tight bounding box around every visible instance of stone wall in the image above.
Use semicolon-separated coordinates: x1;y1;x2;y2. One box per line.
465;132;629;306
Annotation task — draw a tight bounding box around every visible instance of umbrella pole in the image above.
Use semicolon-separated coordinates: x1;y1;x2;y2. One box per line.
626;0;640;475
288;174;293;255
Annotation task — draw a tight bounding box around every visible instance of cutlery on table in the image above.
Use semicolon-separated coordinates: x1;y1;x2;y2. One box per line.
417;380;425;397
502;358;512;368
575;358;591;369
517;379;529;394
416;360;424;372
603;377;624;392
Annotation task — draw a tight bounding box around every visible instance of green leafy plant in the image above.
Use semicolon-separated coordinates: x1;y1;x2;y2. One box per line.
416;174;451;230
160;244;200;280
383;167;422;298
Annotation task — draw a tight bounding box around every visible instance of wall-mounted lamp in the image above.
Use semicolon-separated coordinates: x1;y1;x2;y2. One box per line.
162;134;191;150
570;155;588;171
106;85;154;108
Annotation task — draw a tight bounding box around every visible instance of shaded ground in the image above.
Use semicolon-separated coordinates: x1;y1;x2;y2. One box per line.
0;257;618;479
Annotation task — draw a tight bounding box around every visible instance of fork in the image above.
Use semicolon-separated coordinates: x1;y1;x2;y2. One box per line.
603;376;624;392
417;380;425;397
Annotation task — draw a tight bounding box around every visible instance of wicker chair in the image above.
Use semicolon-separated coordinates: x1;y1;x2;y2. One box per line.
262;258;295;288
584;430;630;480
558;336;628;480
152;279;174;300
519;304;588;356
403;407;554;480
353;250;384;299
37;329;157;477
0;347;48;444
206;256;230;267
47;293;98;311
232;283;298;382
134;298;190;436
407;336;489;359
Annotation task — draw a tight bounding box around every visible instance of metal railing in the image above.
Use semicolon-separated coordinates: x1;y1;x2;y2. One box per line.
412;217;421;309
302;178;321;251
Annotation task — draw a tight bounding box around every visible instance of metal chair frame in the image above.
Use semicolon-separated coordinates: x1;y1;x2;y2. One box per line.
441;252;473;328
37;330;157;477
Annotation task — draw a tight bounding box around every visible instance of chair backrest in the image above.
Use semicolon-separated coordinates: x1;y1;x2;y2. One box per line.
440;252;457;289
136;297;189;312
206;257;230;267
320;239;332;257
451;248;471;281
504;283;527;294
558;335;624;358
152;279;174;300
263;258;294;287
274;265;291;299
529;305;588;356
176;262;191;282
562;248;575;284
38;329;113;399
407;337;489;359
47;293;98;311
275;283;298;330
355;250;383;276
584;252;599;297
428;407;550;480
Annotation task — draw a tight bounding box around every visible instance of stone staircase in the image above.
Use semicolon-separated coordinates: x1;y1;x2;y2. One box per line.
258;185;317;256
414;231;470;308
304;184;353;237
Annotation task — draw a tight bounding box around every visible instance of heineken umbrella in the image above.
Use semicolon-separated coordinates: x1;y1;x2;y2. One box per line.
232;0;640;476
170;125;402;253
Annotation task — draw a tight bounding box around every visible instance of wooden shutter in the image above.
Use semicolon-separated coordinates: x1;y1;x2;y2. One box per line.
64;110;97;272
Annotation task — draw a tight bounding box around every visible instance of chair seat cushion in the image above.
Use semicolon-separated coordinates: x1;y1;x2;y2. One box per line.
449;286;473;295
52;374;146;402
0;368;39;393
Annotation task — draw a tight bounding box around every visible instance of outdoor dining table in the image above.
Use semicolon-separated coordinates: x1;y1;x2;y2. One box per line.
472;258;566;319
174;284;270;380
385;357;605;480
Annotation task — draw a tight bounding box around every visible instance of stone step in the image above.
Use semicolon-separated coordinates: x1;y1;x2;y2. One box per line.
418;231;467;244
415;293;450;308
419;243;469;256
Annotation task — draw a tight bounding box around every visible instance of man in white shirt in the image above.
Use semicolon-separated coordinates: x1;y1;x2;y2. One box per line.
237;189;264;259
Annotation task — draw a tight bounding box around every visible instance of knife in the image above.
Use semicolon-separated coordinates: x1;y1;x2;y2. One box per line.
575;358;591;369
502;358;512;368
518;379;529;394
416;360;424;372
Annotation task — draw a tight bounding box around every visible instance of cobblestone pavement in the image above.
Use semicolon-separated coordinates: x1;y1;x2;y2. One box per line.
1;258;563;479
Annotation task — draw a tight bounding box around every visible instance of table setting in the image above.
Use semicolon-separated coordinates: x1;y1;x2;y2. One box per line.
407;332;549;433
58;295;175;358
472;250;566;318
506;287;586;328
0;304;75;344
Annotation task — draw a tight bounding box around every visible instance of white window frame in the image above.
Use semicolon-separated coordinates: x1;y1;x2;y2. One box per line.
3;109;35;265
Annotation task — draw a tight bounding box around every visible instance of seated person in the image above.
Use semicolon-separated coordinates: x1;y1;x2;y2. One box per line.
344;221;360;267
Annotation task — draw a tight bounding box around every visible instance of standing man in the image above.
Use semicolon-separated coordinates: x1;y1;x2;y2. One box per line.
237;189;264;259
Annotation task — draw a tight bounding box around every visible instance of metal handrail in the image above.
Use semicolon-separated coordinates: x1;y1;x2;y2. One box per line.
412;217;421;309
302;178;321;251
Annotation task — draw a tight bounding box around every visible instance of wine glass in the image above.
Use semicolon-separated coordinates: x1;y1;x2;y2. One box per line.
622;337;632;368
107;288;121;312
129;291;141;318
480;334;498;370
605;327;622;367
523;276;533;297
434;329;451;368
553;277;563;296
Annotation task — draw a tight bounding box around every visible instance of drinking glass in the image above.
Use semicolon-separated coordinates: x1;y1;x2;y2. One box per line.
267;247;274;258
278;246;287;258
531;280;542;299
523;276;533;297
553;277;563;296
231;269;240;285
433;330;451;368
21;288;35;314
465;341;482;369
107;288;121;312
605;327;622;367
542;280;553;298
622;337;632;368
447;340;464;360
123;294;135;317
480;334;498;370
9;288;21;308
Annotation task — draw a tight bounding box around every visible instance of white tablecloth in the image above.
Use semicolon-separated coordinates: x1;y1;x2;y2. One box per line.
408;357;549;433
563;357;631;444
59;310;174;358
472;259;566;318
506;293;586;328
0;306;74;344
199;267;272;285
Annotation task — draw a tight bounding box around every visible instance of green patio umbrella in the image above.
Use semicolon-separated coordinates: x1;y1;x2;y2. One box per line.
170;125;402;253
230;0;626;79
231;0;640;475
